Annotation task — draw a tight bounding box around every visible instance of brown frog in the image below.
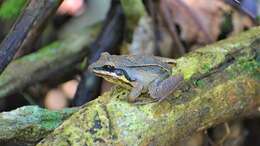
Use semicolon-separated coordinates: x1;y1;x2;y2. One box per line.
89;52;183;102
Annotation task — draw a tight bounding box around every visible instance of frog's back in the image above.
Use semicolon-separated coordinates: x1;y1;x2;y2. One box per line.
98;53;172;72
124;66;167;86
120;55;172;71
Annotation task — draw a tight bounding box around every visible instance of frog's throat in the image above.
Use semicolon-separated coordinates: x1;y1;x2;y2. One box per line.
93;70;133;88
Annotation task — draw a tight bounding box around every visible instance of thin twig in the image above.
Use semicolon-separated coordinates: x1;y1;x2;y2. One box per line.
73;0;125;106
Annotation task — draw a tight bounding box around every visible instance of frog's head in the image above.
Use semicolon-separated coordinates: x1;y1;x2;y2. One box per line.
89;52;134;87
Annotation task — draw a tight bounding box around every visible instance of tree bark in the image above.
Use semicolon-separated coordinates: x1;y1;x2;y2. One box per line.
35;27;260;146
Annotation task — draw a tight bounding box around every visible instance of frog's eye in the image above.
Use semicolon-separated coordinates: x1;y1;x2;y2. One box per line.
103;65;115;71
114;69;124;76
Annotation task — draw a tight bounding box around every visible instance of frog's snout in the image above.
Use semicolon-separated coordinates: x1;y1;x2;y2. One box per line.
88;63;95;72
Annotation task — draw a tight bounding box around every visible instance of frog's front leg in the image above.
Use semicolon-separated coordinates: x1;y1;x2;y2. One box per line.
148;74;184;101
128;82;144;102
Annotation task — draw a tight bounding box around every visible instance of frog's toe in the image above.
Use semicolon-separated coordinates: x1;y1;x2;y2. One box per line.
128;90;141;102
128;95;137;102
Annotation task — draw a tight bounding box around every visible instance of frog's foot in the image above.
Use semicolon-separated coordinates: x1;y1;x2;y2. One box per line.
148;74;183;101
128;82;144;102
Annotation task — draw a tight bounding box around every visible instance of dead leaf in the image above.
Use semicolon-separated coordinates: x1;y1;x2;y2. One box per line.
165;0;224;44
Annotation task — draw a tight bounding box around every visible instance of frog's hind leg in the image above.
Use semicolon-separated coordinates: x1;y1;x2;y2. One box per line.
148;75;183;101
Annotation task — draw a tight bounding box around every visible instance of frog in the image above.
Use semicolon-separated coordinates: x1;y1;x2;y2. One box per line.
88;52;184;102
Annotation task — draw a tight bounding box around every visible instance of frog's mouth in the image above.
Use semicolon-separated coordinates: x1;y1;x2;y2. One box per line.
92;68;133;88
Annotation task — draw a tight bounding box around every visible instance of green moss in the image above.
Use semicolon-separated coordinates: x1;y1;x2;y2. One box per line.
256;16;260;23
175;51;225;80
0;0;27;20
175;56;200;80
218;13;233;39
239;60;260;80
173;27;260;82
202;64;211;72
194;80;206;88
223;54;260;81
23;42;61;62
0;106;77;142
120;0;145;23
120;0;145;40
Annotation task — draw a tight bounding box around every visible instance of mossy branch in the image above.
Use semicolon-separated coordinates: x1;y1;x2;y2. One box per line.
0;0;63;74
0;24;101;98
0;106;78;143
36;27;260;146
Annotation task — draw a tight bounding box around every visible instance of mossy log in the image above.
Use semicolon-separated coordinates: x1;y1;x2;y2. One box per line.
0;106;77;143
36;27;260;146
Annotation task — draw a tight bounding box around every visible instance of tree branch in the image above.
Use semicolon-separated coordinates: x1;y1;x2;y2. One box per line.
0;106;78;143
36;27;260;145
0;0;62;74
0;24;101;98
